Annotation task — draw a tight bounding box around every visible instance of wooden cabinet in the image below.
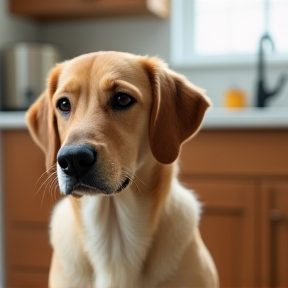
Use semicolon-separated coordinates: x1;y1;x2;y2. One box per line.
181;179;257;288
9;0;169;20
260;182;288;288
2;131;59;287
179;129;288;288
2;129;288;287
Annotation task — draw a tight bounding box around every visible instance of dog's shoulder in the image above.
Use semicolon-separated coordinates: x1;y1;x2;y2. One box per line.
167;179;202;227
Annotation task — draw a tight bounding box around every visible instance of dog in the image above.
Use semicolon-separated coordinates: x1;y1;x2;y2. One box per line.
26;51;218;288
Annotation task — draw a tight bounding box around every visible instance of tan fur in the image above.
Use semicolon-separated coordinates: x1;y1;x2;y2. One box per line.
26;51;218;288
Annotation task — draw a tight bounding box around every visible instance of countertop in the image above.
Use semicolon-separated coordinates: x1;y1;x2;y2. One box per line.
0;108;288;130
203;107;288;129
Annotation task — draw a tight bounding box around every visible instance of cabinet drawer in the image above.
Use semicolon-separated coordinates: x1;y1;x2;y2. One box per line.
180;130;288;176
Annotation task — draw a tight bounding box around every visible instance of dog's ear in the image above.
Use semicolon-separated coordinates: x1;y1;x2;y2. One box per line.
26;64;62;170
140;57;211;164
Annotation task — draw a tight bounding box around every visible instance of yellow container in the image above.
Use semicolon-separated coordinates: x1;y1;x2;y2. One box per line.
224;88;246;108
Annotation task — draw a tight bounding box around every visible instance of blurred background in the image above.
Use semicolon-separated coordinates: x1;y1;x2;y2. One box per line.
0;0;287;287
1;0;288;108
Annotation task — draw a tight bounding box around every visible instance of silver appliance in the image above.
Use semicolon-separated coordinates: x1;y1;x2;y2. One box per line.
1;42;60;111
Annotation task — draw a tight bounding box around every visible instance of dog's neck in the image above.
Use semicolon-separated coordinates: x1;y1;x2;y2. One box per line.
72;161;175;288
70;161;199;288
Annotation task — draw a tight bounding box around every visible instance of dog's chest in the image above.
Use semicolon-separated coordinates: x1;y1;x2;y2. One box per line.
80;193;152;288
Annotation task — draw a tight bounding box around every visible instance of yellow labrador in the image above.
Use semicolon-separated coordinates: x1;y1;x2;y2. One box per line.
26;51;218;288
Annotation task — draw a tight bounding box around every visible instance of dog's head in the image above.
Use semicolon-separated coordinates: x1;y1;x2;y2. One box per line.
26;52;210;197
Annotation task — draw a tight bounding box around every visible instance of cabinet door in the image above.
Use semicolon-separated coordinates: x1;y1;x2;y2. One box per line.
260;181;288;288
3;131;59;287
181;178;257;288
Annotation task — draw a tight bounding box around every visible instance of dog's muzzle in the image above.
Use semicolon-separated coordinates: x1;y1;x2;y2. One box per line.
57;143;99;195
57;144;131;196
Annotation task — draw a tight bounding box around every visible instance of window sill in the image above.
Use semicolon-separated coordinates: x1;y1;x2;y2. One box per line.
170;54;288;70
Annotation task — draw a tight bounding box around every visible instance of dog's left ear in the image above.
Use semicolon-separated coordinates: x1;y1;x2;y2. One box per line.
26;64;62;171
140;57;211;164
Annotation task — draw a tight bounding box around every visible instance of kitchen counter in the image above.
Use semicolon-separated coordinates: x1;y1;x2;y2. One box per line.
0;108;288;129
0;111;28;129
203;107;288;129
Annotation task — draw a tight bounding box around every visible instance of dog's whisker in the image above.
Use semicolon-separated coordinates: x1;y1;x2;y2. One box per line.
49;177;59;203
52;181;58;203
123;172;142;194
53;184;60;202
133;174;148;188
35;171;57;196
34;164;57;195
120;165;148;188
41;180;48;208
131;178;142;194
49;176;58;202
48;175;56;193
41;171;57;207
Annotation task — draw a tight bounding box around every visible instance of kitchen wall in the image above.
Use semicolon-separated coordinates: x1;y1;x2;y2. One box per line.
38;18;288;108
0;0;37;285
0;1;37;48
38;17;170;62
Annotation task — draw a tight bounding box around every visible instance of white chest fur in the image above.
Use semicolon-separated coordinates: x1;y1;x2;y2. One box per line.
81;189;153;288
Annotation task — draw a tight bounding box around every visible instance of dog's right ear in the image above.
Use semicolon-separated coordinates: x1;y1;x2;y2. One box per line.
26;64;62;171
140;57;211;165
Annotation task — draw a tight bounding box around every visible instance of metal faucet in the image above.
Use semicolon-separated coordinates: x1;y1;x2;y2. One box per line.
256;33;286;107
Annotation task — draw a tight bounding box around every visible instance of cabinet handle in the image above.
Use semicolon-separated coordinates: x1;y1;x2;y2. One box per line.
270;209;288;222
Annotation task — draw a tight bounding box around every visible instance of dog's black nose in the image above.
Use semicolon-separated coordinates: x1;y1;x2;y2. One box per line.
57;144;96;178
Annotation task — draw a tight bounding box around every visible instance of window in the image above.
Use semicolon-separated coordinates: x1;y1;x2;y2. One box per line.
171;0;288;66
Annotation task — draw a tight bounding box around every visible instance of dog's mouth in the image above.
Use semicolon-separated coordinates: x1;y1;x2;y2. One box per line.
67;176;131;198
116;177;131;193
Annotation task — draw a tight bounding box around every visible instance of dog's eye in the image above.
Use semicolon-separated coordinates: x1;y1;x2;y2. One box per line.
57;98;71;114
112;93;135;110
